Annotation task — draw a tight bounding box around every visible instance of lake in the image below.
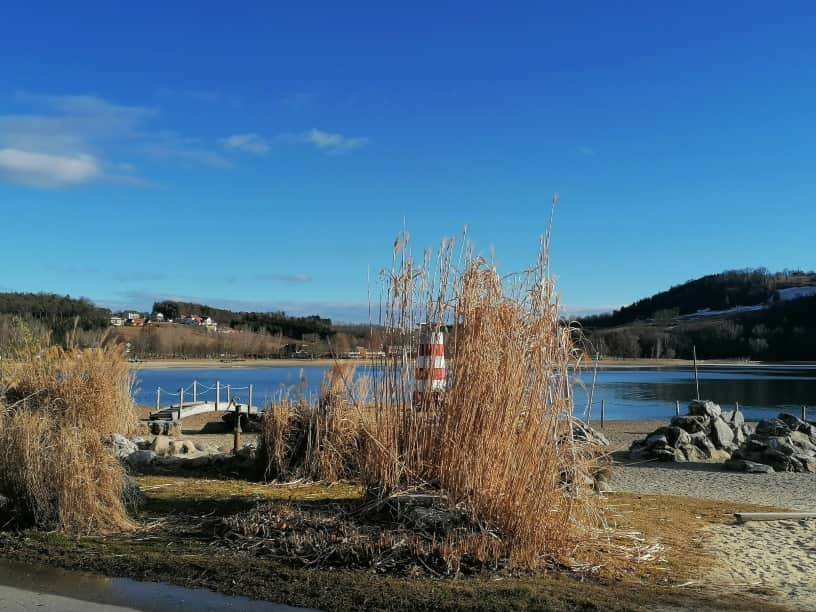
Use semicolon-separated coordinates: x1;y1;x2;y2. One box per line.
132;364;816;421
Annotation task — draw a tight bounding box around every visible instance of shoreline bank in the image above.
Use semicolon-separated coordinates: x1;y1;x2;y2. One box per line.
129;357;816;370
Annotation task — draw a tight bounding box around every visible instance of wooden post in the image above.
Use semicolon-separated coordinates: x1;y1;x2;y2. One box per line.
215;381;220;411
600;399;605;429
248;384;253;416
226;385;231;405
232;397;242;454
803;406;807;422
586;352;599;424
692;345;700;400
192;380;197;403
179;387;184;421
675;400;680;416
156;387;161;412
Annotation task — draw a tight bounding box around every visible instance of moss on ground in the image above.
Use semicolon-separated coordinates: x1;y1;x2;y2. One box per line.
0;477;790;611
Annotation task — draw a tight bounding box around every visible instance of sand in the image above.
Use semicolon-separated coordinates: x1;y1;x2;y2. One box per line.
706;520;816;610
600;419;816;610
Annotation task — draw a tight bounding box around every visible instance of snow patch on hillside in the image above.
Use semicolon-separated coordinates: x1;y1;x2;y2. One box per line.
775;286;816;301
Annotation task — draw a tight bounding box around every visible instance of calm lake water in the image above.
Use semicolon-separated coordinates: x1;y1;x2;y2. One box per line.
132;365;816;421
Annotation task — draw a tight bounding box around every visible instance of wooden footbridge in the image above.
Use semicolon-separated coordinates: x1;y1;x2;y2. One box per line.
148;380;260;421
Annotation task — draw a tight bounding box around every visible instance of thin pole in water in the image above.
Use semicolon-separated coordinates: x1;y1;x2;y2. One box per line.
803;406;807;422
675;400;680;417
156;387;161;412
179;387;184;421
600;399;605;429
226;385;231;405
248;384;253;414
215;381;220;411
692;345;700;400
586;352;599;424
192;380;197;403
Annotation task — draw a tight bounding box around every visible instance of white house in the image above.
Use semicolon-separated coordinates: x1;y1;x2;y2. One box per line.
110;316;124;327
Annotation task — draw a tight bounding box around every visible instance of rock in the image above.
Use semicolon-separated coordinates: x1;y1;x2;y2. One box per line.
711;417;735;449
682;445;709;462
126;450;156;468
790;431;816;453
732;411;745;428
237;444;257;462
689;400;722;420
777;413;812;435
131;436;151;450
645;433;669;448
151;435;172;456
733;425;746;446
689;431;716;453
756;419;791;437
108;433;138;460
168;439;197;455
708;449;732;463
742;422;758;436
767;437;797;456
148;420;180;436
723;459;774;474
671;415;709;434
629;447;650;461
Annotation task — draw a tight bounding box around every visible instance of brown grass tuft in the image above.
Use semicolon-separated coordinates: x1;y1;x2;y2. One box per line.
0;324;137;533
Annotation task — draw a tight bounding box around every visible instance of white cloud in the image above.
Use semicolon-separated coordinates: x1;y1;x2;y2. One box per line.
299;128;368;154
0;148;101;187
577;145;597;157
222;133;270;155
0;92;231;187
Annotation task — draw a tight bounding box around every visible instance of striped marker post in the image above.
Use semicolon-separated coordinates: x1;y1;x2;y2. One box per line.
413;326;446;405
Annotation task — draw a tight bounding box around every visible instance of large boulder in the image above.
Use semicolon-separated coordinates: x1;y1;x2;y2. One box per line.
126;450;156;469
671;415;710;434
689;400;722;420
107;433;138;460
711;417;735;449
756;419;791;437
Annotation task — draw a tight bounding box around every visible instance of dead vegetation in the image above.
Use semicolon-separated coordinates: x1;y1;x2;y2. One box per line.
0;323;137;533
257;202;605;572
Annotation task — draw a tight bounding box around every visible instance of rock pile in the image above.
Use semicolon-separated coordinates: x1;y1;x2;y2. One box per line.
725;413;816;474
630;400;748;463
105;434;256;474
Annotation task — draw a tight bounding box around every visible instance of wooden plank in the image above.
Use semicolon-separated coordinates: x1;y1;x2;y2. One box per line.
735;512;816;524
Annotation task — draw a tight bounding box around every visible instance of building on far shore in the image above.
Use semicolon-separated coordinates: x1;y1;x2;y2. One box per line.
110;316;124;326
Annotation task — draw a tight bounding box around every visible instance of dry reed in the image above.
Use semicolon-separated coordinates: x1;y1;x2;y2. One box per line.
0;323;137;532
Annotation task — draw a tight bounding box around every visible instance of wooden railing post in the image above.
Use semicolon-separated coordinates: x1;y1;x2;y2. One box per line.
179;387;184;421
192;380;197;403
215;381;220;411
675;400;680;416
156;387;161;412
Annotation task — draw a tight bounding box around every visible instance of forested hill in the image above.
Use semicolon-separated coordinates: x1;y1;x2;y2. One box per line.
580;269;816;328
0;292;110;343
578;269;816;361
152;300;332;338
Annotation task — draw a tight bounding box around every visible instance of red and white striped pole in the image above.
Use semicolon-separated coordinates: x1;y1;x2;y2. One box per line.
414;325;446;404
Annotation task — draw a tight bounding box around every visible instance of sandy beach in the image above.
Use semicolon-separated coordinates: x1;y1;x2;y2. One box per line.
600;419;816;610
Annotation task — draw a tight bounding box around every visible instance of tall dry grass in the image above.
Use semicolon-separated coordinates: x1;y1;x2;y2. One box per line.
0;324;137;532
355;199;601;569
258;365;367;482
259;199;603;569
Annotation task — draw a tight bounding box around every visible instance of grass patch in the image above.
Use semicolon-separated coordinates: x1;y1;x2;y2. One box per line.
0;477;790;611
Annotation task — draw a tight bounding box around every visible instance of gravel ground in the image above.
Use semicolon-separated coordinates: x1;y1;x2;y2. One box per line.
597;420;816;511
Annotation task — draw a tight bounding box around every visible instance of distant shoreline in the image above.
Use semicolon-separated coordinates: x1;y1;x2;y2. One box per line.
128;357;816;370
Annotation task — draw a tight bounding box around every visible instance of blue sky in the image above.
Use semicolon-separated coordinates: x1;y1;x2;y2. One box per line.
1;1;815;321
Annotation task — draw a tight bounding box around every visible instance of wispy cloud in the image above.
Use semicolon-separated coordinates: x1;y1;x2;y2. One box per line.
0;148;101;187
280;128;368;154
222;133;270;155
254;273;312;283
0;91;230;187
561;304;620;318
576;145;597;157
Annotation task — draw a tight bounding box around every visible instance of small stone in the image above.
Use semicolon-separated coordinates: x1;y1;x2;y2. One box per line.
723;459;774;474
